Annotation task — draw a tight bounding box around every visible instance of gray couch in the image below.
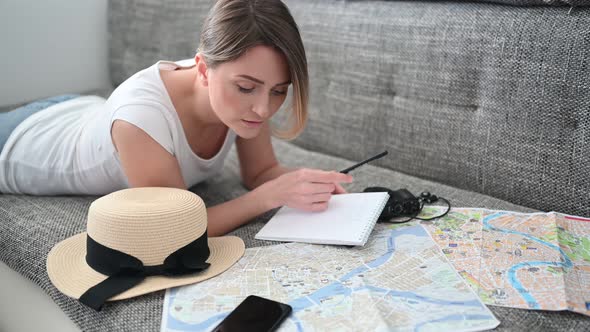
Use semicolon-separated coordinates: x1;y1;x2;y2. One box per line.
1;0;589;331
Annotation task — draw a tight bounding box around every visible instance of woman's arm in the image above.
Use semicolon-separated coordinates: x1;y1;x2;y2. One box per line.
110;120;271;236
200;122;352;236
205;122;354;235
235;123;290;189
113;120;256;236
111;120;352;237
111;120;186;188
205;168;352;236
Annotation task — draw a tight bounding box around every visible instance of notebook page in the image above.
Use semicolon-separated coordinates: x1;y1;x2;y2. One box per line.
255;192;389;246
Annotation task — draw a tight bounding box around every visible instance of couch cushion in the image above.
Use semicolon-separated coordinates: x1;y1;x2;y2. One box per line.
353;0;590;7
108;0;589;217
285;0;590;217
459;0;588;6
1;139;589;331
109;0;211;87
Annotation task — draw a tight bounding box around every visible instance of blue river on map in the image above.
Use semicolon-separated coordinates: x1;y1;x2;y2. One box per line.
482;212;573;309
165;225;492;331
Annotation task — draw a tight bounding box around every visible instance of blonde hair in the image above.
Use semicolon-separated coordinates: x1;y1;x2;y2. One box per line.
197;0;308;139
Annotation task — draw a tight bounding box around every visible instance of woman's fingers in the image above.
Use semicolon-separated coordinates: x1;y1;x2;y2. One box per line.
283;168;353;211
310;201;329;212
308;192;332;204
290;192;331;211
298;169;353;185
296;169;352;194
299;182;335;195
333;183;347;194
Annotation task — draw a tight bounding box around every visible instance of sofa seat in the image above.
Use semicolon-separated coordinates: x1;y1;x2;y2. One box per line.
1;139;589;331
2;0;589;330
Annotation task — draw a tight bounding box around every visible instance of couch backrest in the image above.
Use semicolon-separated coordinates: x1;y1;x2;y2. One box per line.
109;0;211;85
109;0;589;216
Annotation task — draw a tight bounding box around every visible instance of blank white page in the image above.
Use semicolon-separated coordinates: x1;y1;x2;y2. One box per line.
255;192;389;246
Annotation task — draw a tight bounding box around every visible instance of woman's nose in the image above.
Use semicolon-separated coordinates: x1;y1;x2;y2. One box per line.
252;96;271;118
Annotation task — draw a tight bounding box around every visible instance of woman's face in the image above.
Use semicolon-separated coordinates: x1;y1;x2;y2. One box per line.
206;45;290;139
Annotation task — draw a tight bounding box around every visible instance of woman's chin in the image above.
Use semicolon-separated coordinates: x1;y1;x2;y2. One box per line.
233;126;261;139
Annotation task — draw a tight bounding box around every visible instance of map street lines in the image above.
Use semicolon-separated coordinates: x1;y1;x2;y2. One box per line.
161;225;499;332
420;208;590;316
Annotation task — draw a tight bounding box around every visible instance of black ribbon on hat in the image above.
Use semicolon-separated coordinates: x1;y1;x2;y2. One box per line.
79;230;211;311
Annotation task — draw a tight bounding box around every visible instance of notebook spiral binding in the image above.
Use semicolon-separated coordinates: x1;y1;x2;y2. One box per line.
357;193;389;243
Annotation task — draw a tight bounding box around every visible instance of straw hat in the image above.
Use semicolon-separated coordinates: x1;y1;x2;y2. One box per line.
47;187;245;310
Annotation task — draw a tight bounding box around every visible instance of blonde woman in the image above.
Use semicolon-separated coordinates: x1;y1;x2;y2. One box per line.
0;0;353;235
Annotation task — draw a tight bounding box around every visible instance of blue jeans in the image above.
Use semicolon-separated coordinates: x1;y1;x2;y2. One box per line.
0;94;79;153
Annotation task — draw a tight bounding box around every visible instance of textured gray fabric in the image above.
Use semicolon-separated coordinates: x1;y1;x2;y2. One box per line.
285;0;590;217
108;0;590;217
0;0;582;330
1;140;589;331
352;0;590;7
481;0;589;6
461;0;590;6
109;0;211;87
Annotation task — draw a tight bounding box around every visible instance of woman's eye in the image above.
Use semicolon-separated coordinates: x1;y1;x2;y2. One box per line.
272;90;287;96
238;86;254;94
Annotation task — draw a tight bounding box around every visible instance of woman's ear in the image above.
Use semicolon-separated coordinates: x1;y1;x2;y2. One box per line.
195;53;209;87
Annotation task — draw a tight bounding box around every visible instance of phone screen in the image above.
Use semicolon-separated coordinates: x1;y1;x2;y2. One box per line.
211;295;292;332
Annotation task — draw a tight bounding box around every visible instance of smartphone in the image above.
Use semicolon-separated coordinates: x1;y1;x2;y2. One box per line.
211;295;292;332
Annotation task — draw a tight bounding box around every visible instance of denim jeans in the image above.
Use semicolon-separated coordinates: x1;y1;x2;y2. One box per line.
0;94;79;153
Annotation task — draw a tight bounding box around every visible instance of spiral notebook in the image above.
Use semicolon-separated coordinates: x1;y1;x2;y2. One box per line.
255;192;390;246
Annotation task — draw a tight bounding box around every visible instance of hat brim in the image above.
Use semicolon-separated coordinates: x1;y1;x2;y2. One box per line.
47;232;245;301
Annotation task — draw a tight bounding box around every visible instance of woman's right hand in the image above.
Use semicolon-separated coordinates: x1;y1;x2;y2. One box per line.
260;168;353;212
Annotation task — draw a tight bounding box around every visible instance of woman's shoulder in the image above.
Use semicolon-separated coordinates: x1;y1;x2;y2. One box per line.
107;58;194;112
110;103;176;156
107;63;160;101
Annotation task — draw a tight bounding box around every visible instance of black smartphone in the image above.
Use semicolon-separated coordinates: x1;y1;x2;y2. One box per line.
211;295;292;332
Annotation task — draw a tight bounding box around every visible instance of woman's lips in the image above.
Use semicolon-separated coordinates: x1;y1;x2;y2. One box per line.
242;119;263;128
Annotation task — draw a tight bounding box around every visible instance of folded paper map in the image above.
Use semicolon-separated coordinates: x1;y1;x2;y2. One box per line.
421;207;590;315
161;224;499;332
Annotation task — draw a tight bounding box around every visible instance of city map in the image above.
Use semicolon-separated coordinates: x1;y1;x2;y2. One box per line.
420;207;590;315
161;225;499;332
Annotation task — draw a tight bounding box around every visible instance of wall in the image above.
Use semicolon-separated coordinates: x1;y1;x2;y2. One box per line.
0;0;110;107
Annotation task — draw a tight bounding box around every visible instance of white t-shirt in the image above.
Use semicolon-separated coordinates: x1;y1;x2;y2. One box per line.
0;59;236;195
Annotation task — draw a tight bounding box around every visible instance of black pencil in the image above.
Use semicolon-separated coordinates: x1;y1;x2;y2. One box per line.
340;150;388;174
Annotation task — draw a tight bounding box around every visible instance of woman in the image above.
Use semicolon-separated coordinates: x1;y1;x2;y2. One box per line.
0;0;353;236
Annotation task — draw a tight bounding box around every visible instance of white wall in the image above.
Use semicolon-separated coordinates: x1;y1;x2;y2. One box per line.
0;0;110;107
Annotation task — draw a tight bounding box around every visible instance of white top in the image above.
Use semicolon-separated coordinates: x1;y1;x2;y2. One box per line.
0;59;236;195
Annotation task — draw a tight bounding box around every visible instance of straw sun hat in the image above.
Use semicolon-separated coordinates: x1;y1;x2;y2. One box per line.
47;187;245;311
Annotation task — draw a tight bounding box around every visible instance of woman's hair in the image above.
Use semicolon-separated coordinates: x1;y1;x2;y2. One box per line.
198;0;308;140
